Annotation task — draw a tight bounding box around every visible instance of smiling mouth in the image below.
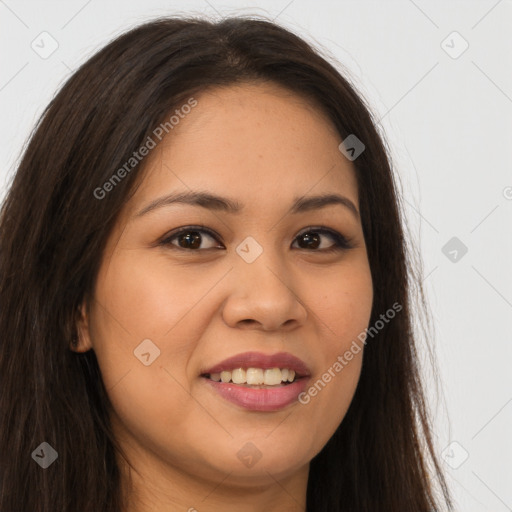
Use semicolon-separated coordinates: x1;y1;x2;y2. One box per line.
201;367;301;387
201;370;309;411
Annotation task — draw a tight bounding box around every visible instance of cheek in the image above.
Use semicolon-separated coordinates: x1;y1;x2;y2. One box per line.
311;258;373;353
300;259;372;429
88;248;223;410
84;252;178;405
88;252;214;463
92;249;225;341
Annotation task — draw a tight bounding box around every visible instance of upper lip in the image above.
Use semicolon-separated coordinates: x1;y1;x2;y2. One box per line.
201;351;311;378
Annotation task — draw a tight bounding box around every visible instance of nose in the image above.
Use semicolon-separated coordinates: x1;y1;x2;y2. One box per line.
222;255;308;332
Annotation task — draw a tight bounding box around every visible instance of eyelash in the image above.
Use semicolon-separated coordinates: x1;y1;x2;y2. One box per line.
159;225;355;253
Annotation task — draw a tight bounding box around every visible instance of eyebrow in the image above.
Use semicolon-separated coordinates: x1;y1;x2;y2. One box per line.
135;190;360;220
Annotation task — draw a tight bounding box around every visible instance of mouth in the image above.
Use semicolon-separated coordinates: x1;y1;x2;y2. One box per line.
200;351;311;388
201;367;304;388
200;369;310;412
199;351;311;411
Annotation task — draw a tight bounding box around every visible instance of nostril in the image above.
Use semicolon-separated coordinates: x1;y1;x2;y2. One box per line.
239;319;258;327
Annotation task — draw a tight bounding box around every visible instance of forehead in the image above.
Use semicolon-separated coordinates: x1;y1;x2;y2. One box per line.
126;82;359;217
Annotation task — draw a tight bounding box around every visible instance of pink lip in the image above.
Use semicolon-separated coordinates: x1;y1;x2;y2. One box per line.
202;377;310;412
200;351;312;412
201;351;311;377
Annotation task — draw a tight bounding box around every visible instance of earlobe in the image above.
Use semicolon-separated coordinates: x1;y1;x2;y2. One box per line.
70;299;93;353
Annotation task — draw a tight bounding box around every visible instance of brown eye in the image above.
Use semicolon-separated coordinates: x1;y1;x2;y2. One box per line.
174;231;202;249
161;227;222;251
293;227;354;252
296;231;322;250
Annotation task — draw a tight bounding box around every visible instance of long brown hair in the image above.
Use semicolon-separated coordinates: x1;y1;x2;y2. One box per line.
0;15;453;511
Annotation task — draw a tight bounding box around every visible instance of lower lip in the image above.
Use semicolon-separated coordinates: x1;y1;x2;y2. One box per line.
202;376;309;412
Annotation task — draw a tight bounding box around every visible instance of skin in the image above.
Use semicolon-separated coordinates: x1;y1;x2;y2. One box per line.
73;81;374;512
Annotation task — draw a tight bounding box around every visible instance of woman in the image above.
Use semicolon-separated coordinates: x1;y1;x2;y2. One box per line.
0;15;453;512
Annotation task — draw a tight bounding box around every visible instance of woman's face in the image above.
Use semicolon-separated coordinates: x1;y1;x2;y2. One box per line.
76;82;373;503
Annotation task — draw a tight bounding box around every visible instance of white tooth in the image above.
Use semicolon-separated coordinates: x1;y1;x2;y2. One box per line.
231;368;246;384
287;369;295;382
263;368;282;385
220;370;232;383
210;372;221;382
281;368;289;381
246;368;264;385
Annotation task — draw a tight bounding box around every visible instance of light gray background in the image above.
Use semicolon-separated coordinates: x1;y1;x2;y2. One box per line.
1;1;511;510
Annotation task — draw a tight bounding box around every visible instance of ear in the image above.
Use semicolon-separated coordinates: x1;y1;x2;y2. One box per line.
70;297;93;353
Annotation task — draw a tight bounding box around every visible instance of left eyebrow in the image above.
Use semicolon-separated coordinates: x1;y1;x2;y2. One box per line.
134;190;360;220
